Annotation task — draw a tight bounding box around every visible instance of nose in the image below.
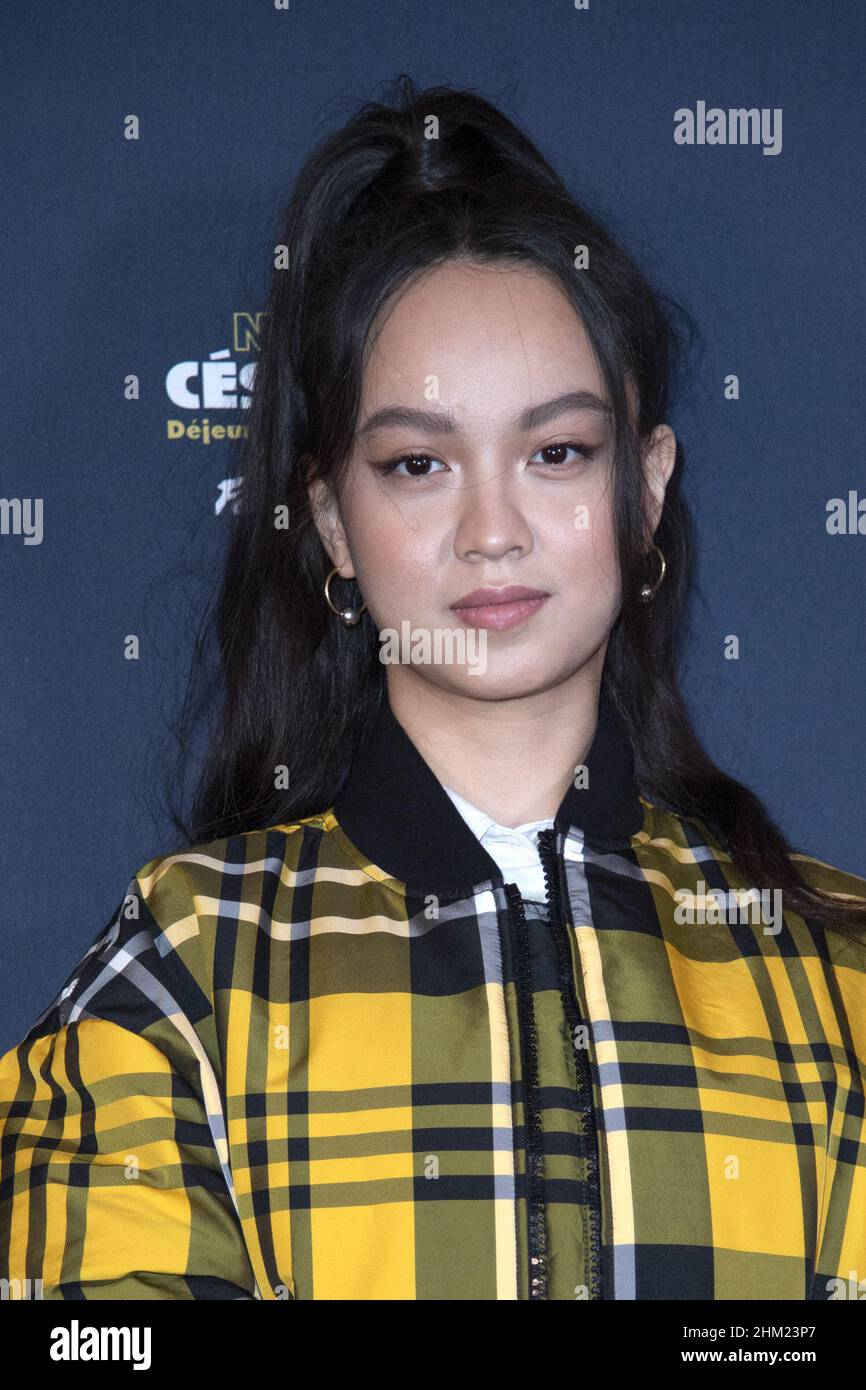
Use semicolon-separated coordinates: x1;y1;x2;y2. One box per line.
453;463;534;563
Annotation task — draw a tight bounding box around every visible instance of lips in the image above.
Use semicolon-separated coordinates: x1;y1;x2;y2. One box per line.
450;585;550;631
452;585;547;607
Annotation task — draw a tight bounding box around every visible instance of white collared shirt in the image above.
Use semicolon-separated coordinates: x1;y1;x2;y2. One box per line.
443;785;556;904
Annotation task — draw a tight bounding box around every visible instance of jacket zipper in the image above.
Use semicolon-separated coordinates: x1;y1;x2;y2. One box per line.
536;828;604;1300
503;882;549;1299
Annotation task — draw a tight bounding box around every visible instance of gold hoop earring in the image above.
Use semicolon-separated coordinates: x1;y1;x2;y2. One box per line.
639;544;666;604
323;566;367;627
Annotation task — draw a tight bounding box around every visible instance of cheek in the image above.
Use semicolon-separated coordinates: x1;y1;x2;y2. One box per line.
549;488;619;592
352;515;440;581
341;489;444;622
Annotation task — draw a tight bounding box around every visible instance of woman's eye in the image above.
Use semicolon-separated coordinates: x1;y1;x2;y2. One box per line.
530;441;597;467
380;453;446;478
377;442;597;477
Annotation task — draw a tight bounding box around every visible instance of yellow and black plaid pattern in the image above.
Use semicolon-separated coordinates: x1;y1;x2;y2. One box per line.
2;797;865;1299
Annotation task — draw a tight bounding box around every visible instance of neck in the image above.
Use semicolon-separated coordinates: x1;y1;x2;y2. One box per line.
385;654;606;828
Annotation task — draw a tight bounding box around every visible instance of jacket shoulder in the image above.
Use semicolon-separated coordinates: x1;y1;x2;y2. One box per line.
642;798;866;902
17;819;325;1050
787;848;866;903
788;848;866;963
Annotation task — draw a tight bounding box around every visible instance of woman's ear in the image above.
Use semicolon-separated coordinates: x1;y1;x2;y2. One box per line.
642;424;677;539
307;473;356;578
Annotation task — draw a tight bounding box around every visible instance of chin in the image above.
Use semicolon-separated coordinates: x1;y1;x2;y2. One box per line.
427;662;571;702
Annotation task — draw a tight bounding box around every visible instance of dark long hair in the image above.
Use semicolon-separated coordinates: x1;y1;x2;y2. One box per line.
166;74;866;936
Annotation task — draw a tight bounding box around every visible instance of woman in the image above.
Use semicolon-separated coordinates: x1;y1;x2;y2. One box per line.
2;76;865;1303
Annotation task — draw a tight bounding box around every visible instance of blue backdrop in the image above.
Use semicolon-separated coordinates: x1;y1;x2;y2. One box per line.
3;0;864;1053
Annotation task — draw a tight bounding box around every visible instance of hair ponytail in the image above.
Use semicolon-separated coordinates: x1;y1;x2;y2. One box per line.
164;74;866;939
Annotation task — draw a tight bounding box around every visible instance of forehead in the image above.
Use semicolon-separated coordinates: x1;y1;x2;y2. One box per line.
361;259;604;414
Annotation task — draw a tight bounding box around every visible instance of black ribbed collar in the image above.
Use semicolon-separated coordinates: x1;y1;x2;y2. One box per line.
331;684;645;897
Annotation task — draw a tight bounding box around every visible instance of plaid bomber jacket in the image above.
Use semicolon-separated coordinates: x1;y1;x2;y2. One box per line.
2;689;866;1301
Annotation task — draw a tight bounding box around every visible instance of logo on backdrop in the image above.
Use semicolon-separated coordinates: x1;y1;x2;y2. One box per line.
165;311;262;515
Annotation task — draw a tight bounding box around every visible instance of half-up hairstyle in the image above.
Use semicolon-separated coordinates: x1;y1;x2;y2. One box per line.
166;74;866;937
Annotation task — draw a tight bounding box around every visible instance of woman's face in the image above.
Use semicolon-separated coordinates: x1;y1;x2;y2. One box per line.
311;258;674;702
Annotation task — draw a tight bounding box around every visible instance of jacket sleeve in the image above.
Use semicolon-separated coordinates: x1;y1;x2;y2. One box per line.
0;866;261;1301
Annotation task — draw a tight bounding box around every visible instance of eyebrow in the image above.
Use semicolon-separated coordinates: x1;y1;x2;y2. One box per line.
356;390;613;439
